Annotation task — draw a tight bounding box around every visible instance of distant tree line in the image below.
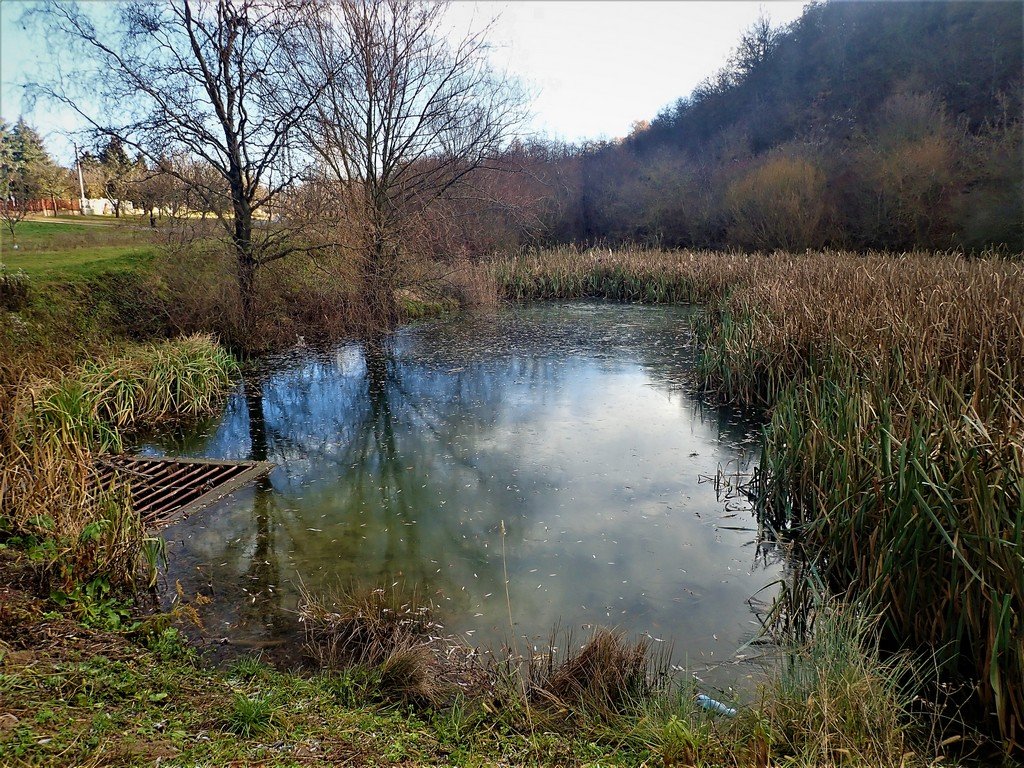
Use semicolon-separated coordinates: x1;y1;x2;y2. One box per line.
0;120;194;235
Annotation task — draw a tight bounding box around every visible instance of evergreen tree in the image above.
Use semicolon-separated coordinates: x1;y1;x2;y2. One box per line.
0;117;59;244
96;136;137;217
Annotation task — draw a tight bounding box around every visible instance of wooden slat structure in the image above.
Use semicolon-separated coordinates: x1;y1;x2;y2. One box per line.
94;455;274;530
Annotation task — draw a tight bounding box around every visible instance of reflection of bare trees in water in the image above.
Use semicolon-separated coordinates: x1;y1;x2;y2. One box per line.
165;306;777;654
365;336;422;578
234;380;289;637
222;338;525;630
324;337;514;587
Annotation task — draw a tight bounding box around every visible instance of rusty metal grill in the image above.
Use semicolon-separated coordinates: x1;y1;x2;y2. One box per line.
93;455;274;530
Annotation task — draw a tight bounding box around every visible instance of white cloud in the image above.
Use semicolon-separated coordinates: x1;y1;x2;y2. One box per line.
445;1;808;142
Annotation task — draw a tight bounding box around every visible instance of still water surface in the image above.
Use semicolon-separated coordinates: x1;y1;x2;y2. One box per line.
141;303;786;685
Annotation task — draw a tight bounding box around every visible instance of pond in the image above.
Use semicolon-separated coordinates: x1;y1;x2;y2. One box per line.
140;302;788;689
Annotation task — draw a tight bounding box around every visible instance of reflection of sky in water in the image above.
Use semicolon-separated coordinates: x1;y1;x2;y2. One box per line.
141;303;785;686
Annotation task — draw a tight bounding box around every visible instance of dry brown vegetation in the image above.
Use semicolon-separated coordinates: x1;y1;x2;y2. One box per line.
0;335;236;590
528;628;662;721
290;579;949;766
155;239;495;349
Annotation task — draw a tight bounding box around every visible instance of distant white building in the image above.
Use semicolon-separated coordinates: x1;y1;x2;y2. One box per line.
80;198;136;216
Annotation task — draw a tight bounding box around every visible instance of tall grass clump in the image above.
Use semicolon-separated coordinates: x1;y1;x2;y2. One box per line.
14;333;236;452
298;583;449;706
0;334;237;588
703;254;1023;751
494;245;759;305
0;263;30;311
630;600;930;768
518;601;940;766
527;628;666;724
758;601;926;766
760;360;1023;751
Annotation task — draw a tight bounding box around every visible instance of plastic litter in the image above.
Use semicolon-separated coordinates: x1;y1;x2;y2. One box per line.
696;693;737;717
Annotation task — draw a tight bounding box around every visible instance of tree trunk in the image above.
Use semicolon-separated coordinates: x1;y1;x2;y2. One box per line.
361;232;400;331
237;247;258;335
233;192;258;339
148;206;157;228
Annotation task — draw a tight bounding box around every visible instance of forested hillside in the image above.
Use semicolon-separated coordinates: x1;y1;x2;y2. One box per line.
535;0;1023;251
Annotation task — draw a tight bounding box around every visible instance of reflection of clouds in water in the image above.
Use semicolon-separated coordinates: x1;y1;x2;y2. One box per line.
449;363;766;654
149;303;784;679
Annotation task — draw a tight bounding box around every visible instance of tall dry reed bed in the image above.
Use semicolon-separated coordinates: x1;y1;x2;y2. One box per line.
0;334;236;588
495;246;1024;752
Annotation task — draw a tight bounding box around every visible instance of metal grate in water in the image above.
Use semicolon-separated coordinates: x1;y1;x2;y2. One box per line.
93;455;274;530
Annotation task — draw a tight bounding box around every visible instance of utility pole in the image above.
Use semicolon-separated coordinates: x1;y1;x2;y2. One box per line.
73;142;86;215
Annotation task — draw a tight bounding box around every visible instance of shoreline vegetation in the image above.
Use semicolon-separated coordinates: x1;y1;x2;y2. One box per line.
1;238;1022;765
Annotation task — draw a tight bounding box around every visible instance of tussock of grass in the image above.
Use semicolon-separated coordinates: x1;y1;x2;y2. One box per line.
15;333;236;452
619;603;929;768
763;605;923;766
529;628;662;720
299;583;441;669
226;693;281;737
0;263;30;310
298;583;449;706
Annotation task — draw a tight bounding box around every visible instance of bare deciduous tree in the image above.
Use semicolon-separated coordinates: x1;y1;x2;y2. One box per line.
730;13;781;78
132;155;179;228
33;0;327;335
89;136;137;218
292;0;526;326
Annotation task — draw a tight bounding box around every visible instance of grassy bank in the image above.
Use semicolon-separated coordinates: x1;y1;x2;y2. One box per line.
0;335;237;591
0;217;477;358
0;218;159;279
0;571;943;767
497;246;1024;754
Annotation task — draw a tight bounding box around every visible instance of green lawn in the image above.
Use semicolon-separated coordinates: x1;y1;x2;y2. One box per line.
1;245;156;279
0;218;158;279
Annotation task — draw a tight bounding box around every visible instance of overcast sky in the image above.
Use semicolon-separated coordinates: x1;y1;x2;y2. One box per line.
1;0;808;162
445;1;808;142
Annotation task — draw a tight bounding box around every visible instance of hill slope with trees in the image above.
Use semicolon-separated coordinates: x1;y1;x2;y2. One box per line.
539;0;1023;251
